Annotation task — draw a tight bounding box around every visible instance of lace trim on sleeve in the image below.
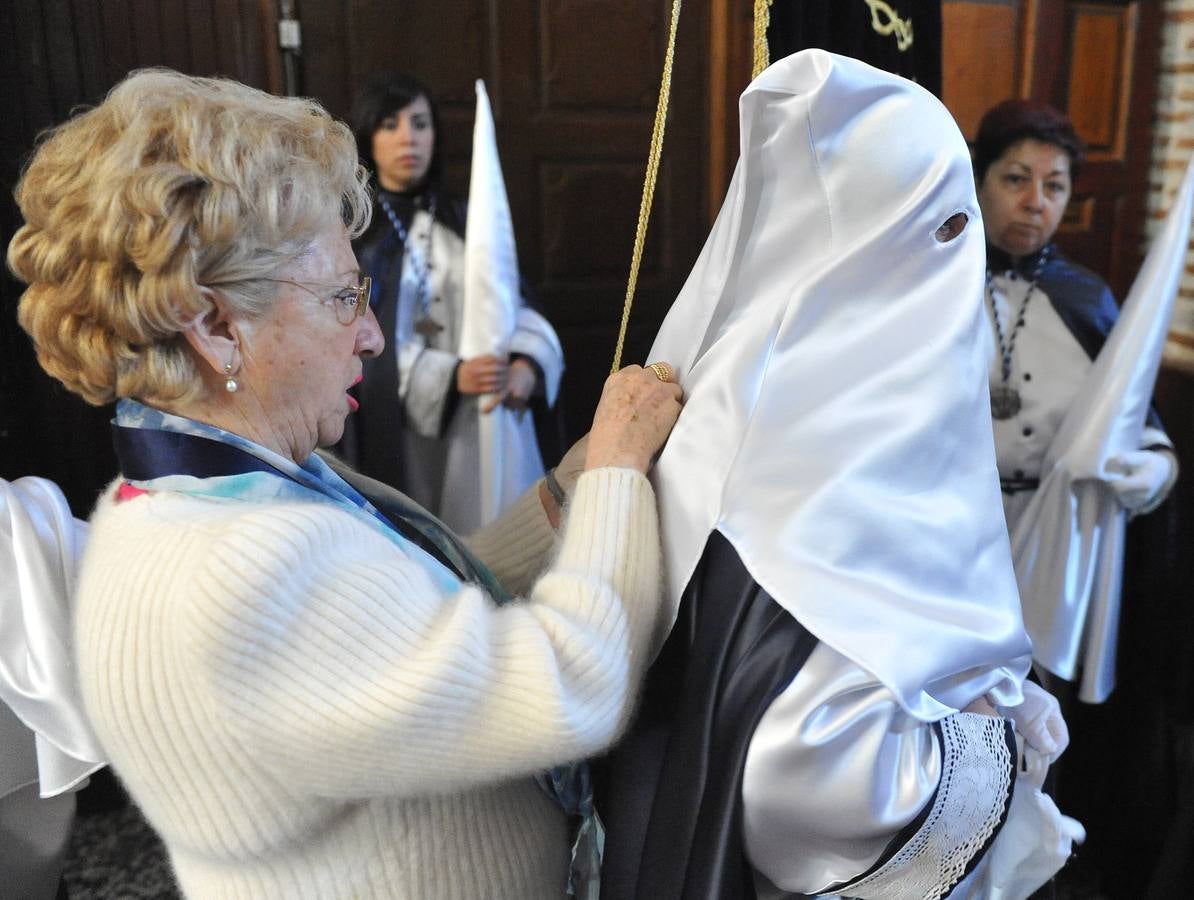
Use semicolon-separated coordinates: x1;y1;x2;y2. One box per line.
836;712;1014;900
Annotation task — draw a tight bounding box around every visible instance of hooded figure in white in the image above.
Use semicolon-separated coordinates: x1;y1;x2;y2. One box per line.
441;80;564;531
597;50;1077;900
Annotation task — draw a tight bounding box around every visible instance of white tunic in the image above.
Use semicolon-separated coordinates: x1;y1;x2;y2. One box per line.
985;272;1098;531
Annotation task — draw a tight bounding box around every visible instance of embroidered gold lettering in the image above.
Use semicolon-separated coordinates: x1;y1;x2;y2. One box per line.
863;0;914;53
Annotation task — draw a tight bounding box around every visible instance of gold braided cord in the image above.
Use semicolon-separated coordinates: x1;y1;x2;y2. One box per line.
610;0;682;374
752;0;774;79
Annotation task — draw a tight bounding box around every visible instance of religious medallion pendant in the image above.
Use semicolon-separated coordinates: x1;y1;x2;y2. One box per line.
989;385;1021;420
414;315;444;339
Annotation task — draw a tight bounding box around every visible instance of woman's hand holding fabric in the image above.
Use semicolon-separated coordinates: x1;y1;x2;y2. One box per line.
457;354;507;395
479;357;537;414
1105;448;1175;513
585;364;683;474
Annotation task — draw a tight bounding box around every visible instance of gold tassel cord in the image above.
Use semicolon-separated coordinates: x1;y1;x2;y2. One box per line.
753;0;774;79
610;0;683;374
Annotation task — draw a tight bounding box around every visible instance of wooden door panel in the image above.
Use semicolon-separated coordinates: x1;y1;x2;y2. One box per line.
541;1;661;110
1065;2;1134;158
528;0;708;434
942;0;1029;139
540;162;661;283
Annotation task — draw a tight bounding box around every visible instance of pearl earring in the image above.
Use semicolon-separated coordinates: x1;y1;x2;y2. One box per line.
224;362;239;393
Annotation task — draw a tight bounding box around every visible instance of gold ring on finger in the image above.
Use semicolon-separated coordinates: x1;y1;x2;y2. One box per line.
648;362;674;383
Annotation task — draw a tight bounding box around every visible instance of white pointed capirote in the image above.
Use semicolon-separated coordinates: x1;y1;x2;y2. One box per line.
441;79;561;530
460;79;520;364
1011;155;1194;703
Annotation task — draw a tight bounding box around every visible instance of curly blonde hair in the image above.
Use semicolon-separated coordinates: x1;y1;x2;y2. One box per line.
7;69;372;406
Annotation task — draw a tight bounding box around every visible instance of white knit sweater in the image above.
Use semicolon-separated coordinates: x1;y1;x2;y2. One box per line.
75;468;661;899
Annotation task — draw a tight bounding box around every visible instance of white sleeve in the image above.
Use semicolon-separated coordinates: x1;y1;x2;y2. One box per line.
1140;424;1173;451
1138;426;1178;513
463;481;558;597
0;477;106;798
743;642;1013;899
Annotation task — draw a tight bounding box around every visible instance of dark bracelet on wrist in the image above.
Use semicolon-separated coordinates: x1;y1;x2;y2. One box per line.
544;467;567;508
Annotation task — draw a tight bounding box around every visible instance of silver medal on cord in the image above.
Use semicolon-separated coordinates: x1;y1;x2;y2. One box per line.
989;384;1021;420
987;247;1048;421
379;194;443;338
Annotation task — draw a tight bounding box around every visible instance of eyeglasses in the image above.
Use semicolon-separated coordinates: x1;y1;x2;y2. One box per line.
261;276;373;325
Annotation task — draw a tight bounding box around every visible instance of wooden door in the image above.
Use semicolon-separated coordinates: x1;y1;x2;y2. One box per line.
941;0;1163;300
298;0;711;441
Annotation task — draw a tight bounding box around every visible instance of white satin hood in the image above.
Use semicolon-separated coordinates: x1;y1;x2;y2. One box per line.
648;49;1031;720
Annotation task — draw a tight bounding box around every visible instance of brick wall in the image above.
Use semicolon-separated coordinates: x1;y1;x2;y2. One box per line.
1152;0;1194;371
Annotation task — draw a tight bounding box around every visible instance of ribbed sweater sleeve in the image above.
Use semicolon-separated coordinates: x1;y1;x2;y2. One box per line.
180;467;660;800
463;481;557;596
319;449;557;596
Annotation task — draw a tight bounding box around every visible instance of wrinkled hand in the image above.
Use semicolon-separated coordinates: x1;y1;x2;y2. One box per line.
481;357;538;414
1105;448;1175;513
585;364;683;474
458;354;507;396
1002;681;1069;764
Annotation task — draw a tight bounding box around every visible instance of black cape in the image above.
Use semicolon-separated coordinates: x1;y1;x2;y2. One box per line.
595;531;1012;900
595;531;819;900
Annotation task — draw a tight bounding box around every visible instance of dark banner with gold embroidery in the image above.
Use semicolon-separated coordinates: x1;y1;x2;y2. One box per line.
767;0;942;97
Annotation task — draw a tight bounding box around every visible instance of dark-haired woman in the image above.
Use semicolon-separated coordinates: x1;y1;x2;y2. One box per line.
974;99;1176;542
974;99;1177;706
342;73;564;533
973;100;1186;893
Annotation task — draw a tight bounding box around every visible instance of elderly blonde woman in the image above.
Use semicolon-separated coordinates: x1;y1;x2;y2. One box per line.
8;69;681;900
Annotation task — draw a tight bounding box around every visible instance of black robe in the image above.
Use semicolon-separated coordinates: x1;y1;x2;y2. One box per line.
595;531;818;900
595;531;1011;900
